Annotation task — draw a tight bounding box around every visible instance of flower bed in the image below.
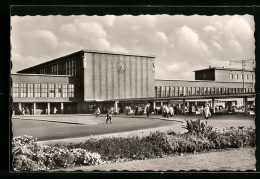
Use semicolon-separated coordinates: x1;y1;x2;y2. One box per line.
12;119;255;171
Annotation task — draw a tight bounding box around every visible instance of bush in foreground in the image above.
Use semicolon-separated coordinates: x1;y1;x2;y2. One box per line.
12;121;255;171
12;135;102;171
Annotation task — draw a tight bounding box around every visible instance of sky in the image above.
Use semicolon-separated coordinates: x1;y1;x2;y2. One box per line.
11;15;255;80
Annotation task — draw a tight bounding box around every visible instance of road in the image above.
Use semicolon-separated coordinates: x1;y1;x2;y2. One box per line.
12;114;255;142
12;114;181;141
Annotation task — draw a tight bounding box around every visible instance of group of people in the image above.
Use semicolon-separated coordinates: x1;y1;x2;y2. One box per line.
161;105;175;118
94;106;113;123
19;107;30;115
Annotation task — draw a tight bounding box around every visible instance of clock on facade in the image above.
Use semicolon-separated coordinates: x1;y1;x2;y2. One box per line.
117;60;127;73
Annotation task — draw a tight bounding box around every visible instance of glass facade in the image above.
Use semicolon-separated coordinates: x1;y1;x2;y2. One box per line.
20;83;27;97
154;85;253;97
49;84;55;97
56;84;62;97
63;84;68;97
14;83;75;98
35;84;41;97
69;84;75;97
12;83;19;97
28;83;34;97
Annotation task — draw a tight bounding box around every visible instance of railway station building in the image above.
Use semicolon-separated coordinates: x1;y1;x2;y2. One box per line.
11;50;255;115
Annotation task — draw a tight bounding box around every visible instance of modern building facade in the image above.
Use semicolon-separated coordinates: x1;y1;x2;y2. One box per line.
12;50;155;114
12;50;255;115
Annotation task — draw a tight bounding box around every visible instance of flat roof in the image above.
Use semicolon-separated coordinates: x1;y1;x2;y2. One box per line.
17;50;155;73
193;67;254;72
11;73;72;77
155;79;254;84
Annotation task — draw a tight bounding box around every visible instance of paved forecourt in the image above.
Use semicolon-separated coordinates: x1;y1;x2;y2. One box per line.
12;114;182;142
12;114;255;145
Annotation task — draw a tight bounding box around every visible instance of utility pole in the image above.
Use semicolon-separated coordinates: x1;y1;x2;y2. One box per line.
229;59;254;93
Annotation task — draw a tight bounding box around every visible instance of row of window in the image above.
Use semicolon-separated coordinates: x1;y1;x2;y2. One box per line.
155;86;253;97
229;73;254;80
38;59;77;76
12;83;75;98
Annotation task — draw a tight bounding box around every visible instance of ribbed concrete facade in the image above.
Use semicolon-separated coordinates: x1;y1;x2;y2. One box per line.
83;52;155;101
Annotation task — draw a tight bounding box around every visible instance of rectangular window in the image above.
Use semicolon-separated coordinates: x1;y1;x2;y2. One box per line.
201;87;204;95
63;84;68;97
166;87;170;97
223;88;226;94
188;87;192;96
183;87;187;96
235;74;238;80
241;74;243;80
171;87;175;96
27;83;34;97
179;87;183;96
195;87;200;95
169;87;173;97
35;84;41;97
69;84;75;97
42;84;48;97
211;88;215;95
56;84;62;97
161;87;166;97
12;83;19;97
49;84;55;97
204;87;208;95
155;86;157;97
208;87;211;95
20;83;27;97
246;75;248;80
51;64;59;75
229;73;233;80
65;60;77;76
251;75;254;80
175;87;179;96
39;68;46;74
215;88;219;95
192;87;196;95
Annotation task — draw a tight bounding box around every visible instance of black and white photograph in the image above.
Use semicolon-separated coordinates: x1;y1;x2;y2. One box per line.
10;12;256;171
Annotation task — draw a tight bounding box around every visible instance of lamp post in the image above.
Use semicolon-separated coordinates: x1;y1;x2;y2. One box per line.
229;59;255;93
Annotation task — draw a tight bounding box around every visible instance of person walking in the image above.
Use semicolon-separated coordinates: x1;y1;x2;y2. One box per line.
146;105;150;117
204;104;211;120
53;107;57;114
106;107;113;123
189;105;193;115
169;105;174;117
165;106;169;118
95;107;101;117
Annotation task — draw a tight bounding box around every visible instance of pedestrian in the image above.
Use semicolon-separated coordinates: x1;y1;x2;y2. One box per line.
135;106;138;116
200;106;204;119
22;108;25;115
53;107;57;114
95;107;101;117
169;105;174;117
26;107;30;115
165;106;169;118
189;105;193;115
146;105;150;117
204;104;211;120
106;107;113;123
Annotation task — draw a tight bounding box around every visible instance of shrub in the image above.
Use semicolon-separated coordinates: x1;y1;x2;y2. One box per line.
71;148;102;166
184;118;213;135
12;123;255;171
12;136;103;171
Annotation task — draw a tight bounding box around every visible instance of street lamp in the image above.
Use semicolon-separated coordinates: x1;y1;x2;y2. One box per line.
229;59;254;93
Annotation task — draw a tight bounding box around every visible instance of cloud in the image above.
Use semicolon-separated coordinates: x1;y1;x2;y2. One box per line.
211;40;223;51
11;15;255;81
203;25;216;33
